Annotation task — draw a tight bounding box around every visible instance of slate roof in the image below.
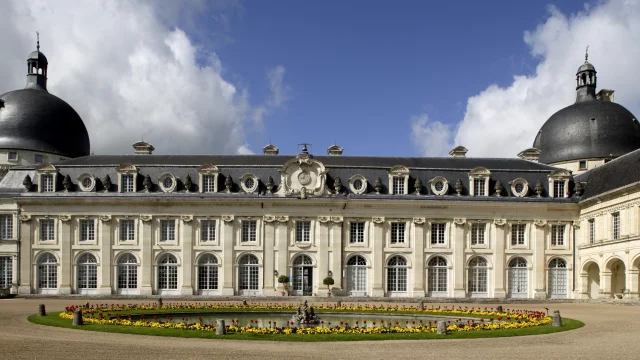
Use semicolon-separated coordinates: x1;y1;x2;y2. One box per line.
575;148;640;201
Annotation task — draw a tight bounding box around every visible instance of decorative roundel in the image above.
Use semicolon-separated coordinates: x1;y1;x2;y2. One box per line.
510;178;529;197
240;173;259;193
297;171;312;186
77;174;95;192
158;173;177;193
348;174;368;194
430;176;448;196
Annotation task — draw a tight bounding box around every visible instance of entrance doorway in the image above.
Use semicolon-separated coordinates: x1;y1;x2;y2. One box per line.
292;255;313;296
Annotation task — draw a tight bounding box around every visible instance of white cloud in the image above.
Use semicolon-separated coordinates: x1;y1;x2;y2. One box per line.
410;114;454;157
412;0;640;158
0;0;287;155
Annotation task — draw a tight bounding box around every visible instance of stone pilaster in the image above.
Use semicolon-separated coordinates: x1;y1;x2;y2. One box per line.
263;215;276;294
371;217;385;296
58;216;72;294
316;216;330;296
139;215;153;295
452;218;466;298
18;215;32;294
600;271;613;298
493;219;507;298
219;215;235;295
275;216;289;294
98;216;112;295
329;216;343;292
627;269;639;299
533;220;547;299
180;215;194;295
412;218;425;297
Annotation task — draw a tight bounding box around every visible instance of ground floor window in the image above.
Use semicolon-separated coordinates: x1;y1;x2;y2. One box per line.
38;253;57;291
77;253;98;293
549;258;567;298
508;257;528;298
117;253;138;292
238;254;259;294
198;254;219;293
292;255;313;296
347;255;367;295
387;256;407;295
468;257;488;297
158;254;178;292
428;256;447;295
0;256;12;288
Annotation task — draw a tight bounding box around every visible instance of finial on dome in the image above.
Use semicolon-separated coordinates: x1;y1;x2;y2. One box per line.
36;31;40;52
585;45;589;62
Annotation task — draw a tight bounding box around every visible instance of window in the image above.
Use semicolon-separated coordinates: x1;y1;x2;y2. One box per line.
158;254;178;291
579;160;587;170
347;255;367;294
392;177;405;194
468;257;488;295
474;179;486;196
428;256;447;293
434;181;444;192
202;175;215;192
198;254;219;291
121;174;134;192
551;225;565;246
511;224;525;246
117;253;138;291
162;177;173;189
350;222;365;243
81;177;92;189
34;154;43;163
588;219;595;244
120;220;135;241
80;219;95;241
553;181;565;198
295;221;311;242
41;174;54;192
471;223;485;245
0;215;13;240
76;253;98;291
38;253;57;290
7;151;17;161
0;256;12;289
612;213;620;240
387;256;407;293
353;179;363;191
241;220;257;242
238;254;259;292
160;220;176;241
201;220;216;242
515;183;524;194
40;219;55;241
431;223;445;244
548;258;567;298
390;222;405;244
349;175;368;194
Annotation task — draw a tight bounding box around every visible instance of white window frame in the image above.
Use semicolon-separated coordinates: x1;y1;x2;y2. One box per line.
612;212;620;240
0;256;13;289
117;164;138;193
0;214;14;240
348;174;368;194
39;218;56;242
470;222;486;246
116;253;139;294
158;173;177;193
510;178;529;197
77;174;96;192
199;219;218;245
588;219;595;244
159;219;177;242
430;222;446;245
241;219;258;243
198;164;220;193
468;167;491;197
429;176;449;196
388;165;409;195
349;221;366;244
240;173;259;193
390;221;407;245
295;220;312;242
7;151;18;162
79;219;96;242
118;218;136;242
551;224;565;246
510;223;526;246
548;170;571;198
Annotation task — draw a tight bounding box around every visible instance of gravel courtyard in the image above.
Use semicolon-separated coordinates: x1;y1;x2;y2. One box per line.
0;298;638;360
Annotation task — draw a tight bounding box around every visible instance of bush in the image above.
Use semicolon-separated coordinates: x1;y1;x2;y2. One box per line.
323;276;334;292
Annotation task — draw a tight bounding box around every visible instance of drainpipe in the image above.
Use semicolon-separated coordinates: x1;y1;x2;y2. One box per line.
15;203;21;290
572;225;576;293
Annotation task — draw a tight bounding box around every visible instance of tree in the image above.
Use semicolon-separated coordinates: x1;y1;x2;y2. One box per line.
323;276;335;296
277;275;290;295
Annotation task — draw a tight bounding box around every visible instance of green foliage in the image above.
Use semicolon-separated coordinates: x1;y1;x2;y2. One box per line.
323;276;335;290
277;275;290;285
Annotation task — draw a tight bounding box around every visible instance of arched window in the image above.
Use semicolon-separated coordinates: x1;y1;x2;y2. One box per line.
292;255;313;296
198;254;218;293
0;256;12;289
238;254;259;295
117;253;138;293
38;253;57;292
508;257;528;298
468;257;488;297
158;254;178;293
428;256;447;296
77;253;98;293
347;255;367;295
548;258;567;298
387;256;407;296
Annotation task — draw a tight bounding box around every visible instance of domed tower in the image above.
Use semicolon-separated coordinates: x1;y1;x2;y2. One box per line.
0;35;90;170
533;49;640;173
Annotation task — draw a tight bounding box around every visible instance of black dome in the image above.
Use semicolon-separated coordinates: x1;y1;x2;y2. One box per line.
534;100;640;164
28;50;48;64
0;88;90;158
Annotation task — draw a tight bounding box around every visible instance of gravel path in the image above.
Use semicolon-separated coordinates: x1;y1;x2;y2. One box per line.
0;299;638;360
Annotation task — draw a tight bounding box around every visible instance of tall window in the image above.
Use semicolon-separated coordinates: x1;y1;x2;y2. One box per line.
198;254;218;292
238;254;259;292
431;223;445;244
201;220;216;242
390;222;405;244
241;220;257;242
548;258;567;298
0;215;13;240
121;174;134;192
468;257;488;296
508;257;528;298
392;177;404;194
40;219;55;241
612;213;620;240
41;174;54;192
588;219;595;244
428;256;447;294
76;253;98;291
0;256;12;289
387;256;407;293
38;253;57;290
347;255;367;294
120;220;135;241
474;178;486;196
117;253;138;291
551;225;565;246
158;254;178;291
350;222;365;243
295;221;311;242
80;219;95;241
471;223;485;245
511;224;526;246
553;181;565;198
202;175;215;193
160;220;176;242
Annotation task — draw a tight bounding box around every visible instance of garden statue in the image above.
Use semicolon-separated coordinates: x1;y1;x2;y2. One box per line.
290;300;320;325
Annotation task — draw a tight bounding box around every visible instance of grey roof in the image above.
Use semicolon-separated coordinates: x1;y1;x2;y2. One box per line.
575;147;640;201
0;88;90;158
28;50;48;64
577;61;595;73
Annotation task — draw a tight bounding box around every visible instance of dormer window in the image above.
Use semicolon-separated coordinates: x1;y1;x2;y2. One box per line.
553;181;565;198
199;164;220;193
388;165;410;195
348;174;368;194
122;175;134;192
240;173;259;193
393;177;404;194
36;164;57;193
468;167;491;197
510;178;529;197
430;176;449;196
41;174;54;192
117;164;138;193
474;178;486;196
548;169;571;198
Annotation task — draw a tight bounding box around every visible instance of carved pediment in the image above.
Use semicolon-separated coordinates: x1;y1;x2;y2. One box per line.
548;169;571;179
199;164;220;174
388;165;410;176
276;157;329;197
117;164;138;173
469;167;491;176
35;163;57;173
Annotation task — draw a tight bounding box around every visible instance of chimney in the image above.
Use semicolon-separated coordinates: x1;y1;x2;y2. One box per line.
327;144;343;156
597;89;614;102
449;146;468;158
263;144;279;155
132;141;154;155
517;148;541;162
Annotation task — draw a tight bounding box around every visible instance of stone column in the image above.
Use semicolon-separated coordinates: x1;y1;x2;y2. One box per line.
533;220;547;299
180;216;194;295
371;217;385;296
220;215;235;295
329;217;343;293
452;218;466;298
412;218;426;297
18;215;32;294
139;215;153;295
579;272;590;299
627;269;639;299
600;271;613;298
263;216;276;294
316;217;330;296
493;219;507;298
98;216;112;295
275;217;289;293
58;216;72;295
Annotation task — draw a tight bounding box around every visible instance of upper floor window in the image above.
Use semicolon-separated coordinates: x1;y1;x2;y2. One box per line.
241;220;257;242
202;175;215;192
392;177;405;195
579;160;587;170
199;164;220;193
471;223;485;245
40;219;55;241
120;220;135;241
551;224;565;246
548;169;570;198
469;167;490;197
122;174;134;193
390;222;405;244
0;215;13;240
431;223;445;244
41;174;54;192
160;220;175;241
588;219;595;244
388;165;409;195
34;154;43;163
553;181;565;198
473;179;486;196
295;221;311;242
201;220;216;242
7;151;17;161
511;224;525;246
612;213;620;240
80;219;95;241
349;222;365;243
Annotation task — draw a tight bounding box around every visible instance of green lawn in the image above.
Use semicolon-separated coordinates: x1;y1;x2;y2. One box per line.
29;311;584;342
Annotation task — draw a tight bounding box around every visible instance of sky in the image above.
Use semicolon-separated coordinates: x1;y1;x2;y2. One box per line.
1;0;640;158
